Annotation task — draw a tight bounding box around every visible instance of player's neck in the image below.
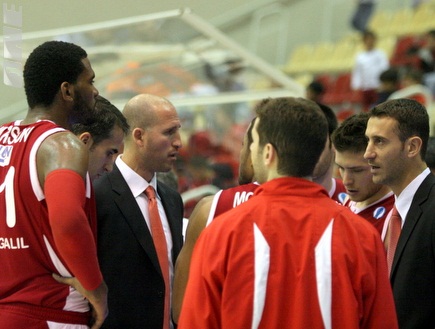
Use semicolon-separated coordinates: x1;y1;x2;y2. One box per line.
356;185;391;208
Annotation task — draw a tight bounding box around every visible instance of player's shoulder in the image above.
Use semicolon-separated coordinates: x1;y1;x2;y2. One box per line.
221;182;259;195
334;202;381;237
211;193;259;227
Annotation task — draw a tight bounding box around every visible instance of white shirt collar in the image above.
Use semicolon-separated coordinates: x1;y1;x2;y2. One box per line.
115;155;159;199
395;167;430;221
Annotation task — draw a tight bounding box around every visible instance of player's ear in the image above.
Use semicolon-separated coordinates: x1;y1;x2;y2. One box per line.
60;81;74;102
264;143;276;166
78;132;93;148
406;136;422;159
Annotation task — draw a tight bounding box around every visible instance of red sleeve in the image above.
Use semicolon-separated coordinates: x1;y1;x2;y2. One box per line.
45;169;103;290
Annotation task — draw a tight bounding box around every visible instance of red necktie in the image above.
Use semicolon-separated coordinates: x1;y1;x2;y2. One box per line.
145;186;170;329
386;206;402;275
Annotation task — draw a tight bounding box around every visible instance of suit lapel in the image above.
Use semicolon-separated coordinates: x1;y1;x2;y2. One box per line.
157;184;183;260
108;165;162;276
391;174;435;276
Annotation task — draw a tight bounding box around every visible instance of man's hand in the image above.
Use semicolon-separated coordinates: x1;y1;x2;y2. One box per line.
53;274;108;329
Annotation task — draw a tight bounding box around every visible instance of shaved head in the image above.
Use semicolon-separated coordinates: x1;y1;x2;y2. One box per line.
123;94;175;133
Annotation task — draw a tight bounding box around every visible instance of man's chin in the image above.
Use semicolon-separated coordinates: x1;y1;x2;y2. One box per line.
371;176;383;185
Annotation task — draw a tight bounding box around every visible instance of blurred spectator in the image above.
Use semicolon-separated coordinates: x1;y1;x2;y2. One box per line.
412;0;429;9
182;156;215;218
375;68;400;105
185;156;214;190
418;30;435;97
204;58;250;126
306;80;325;103
418;30;435;74
351;30;389;111
350;0;377;33
388;68;432;109
187;130;216;158
157;170;179;191
211;163;237;190
205;58;246;93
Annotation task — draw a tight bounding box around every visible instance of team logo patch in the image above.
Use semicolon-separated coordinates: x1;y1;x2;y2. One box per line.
0;145;13;166
373;207;386;220
338;192;348;205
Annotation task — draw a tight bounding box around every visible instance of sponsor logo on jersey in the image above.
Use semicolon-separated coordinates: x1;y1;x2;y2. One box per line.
0;145;13;166
373;207;386;220
338;192;348;205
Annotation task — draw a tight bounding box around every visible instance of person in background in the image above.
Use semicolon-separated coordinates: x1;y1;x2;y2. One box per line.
388;69;434;134
172;117;258;323
418;29;435;75
179;97;397;328
95;94;184;329
72;95;129;181
374;68;400;105
351;0;377;32
351;30;390;112
157;170;179;191
411;0;429;9
332;112;394;235
0;41;108;328
312;103;347;204
419;30;435;97
388;68;432;109
364;98;435;328
306;80;325;103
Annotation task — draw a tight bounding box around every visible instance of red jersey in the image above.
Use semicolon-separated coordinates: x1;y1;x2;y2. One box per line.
206;182;259;226
343;191;394;236
0;120;96;325
179;177;398;329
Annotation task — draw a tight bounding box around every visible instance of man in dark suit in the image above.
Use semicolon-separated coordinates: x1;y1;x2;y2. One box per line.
95;94;184;329
365;98;435;328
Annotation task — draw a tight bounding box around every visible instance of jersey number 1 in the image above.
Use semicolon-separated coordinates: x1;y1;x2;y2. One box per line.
0;166;16;228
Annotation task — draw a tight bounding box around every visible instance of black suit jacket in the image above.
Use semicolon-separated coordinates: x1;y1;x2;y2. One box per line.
390;173;435;328
95;164;183;329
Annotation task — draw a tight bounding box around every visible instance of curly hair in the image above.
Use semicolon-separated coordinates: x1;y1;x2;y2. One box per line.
23;41;87;108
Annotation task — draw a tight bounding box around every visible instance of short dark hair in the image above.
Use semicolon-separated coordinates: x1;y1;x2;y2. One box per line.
71;95;129;147
307;81;325;96
370;98;429;159
332;112;370;153
24;41;88;108
317;103;338;136
380;68;399;84
246;117;256;147
255;97;327;177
